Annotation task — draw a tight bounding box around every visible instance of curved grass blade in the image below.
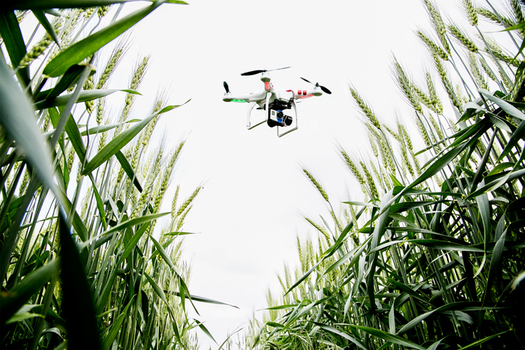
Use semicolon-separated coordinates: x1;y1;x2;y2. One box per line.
59;214;101;350
115;151;143;192
102;212;169;236
0;10;30;85
101;298;133;350
312;323;367;350
457;329;511;349
164;290;239;309
482;230;507;304
37;65;87;100
352;325;426;350
43;0;168;77
499;119;525;162
96;224;149;313
81;103;186;176
479;89;525;120
367;190;393;311
32;9;60;45
79;119;140;136
144;272;182;343
0;259;59;325
35;89;137;109
408;239;484;252
4;0;187;10
0;59;57;199
194;319;217;345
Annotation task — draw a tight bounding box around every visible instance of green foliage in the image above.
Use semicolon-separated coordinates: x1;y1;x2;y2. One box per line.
251;1;525;349
0;2;217;349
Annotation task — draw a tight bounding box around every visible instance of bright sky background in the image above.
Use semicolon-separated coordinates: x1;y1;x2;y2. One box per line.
110;0;464;348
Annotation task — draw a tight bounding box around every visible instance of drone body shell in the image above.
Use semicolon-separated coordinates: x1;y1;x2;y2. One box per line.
223;69;329;137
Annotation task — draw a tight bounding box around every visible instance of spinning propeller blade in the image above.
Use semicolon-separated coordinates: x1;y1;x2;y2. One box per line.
241;66;291;76
300;77;332;94
241;69;266;76
223;81;230;93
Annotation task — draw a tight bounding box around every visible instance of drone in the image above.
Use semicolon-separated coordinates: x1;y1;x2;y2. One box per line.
223;67;331;137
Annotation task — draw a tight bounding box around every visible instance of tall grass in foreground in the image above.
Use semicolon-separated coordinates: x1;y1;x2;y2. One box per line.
0;1;227;349
249;0;525;349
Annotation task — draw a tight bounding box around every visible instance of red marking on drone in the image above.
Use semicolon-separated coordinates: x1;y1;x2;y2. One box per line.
265;82;271;91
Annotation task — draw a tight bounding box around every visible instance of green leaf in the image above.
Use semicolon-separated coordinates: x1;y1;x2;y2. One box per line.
352;325;426;350
479;89;525;120
115;151;143;192
0;259;59;324
101;298;133;350
164;290;239;309
498;119;525;162
457;330;511;349
194;319;217;344
483;230;507;304
35;89;134;109
312;323;367;350
4;0;187;10
81;103;184;175
408;239;484;252
0;60;55;191
0;11;30;85
43;1;167;77
37;65;88;101
368;190;393;311
32;9;60;45
102;212;169;236
59;215;101;349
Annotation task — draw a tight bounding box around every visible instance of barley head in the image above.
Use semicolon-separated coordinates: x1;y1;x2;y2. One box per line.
303;169;329;202
479;56;498;83
462;0;478;26
18;32;53;69
394;61;423;114
468;52;488;90
423;0;451;54
98;5;110;18
360;161;379;200
349;86;381;129
426;72;444;114
83;73;95;114
175;187;202;218
485;41;520;67
417;31;449;60
416;117;431;147
305;217;331;243
448;25;479;53
341;149;367;190
97;47;123;89
476;6;514;28
511;0;525;27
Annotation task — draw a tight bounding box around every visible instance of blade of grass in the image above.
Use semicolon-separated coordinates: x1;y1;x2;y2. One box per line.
0;259;59;325
59;214;101;350
43;0;168;77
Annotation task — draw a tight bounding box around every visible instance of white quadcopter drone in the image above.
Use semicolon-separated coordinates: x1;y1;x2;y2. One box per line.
223;66;331;137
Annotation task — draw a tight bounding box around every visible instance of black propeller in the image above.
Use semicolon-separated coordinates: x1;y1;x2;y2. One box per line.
301;77;332;94
223;81;230;93
241;66;291;76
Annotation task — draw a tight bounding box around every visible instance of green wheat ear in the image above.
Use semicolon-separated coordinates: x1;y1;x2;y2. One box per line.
303;169;329;202
349;86;381;130
462;0;478;26
448;24;479;53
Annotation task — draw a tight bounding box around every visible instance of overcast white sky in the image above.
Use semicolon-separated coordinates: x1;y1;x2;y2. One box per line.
112;0;466;348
